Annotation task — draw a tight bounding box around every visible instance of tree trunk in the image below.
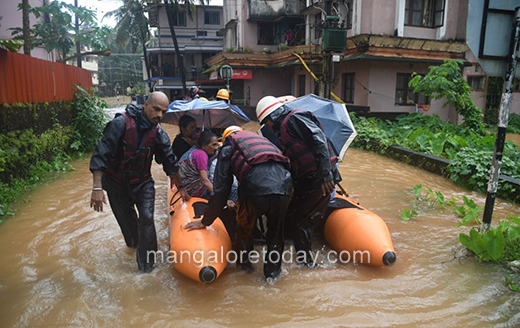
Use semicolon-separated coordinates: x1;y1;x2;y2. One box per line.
165;2;187;96
142;45;152;91
138;24;152;91
22;0;31;55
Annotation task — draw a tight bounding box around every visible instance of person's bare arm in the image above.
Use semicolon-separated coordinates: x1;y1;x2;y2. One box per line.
199;170;213;193
90;170;107;212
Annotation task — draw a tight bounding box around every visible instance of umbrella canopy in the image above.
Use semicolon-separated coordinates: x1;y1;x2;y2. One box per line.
162;99;250;129
282;94;357;161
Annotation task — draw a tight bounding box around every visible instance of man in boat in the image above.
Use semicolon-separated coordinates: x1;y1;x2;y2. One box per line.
184;126;293;282
255;95;341;267
89;91;189;273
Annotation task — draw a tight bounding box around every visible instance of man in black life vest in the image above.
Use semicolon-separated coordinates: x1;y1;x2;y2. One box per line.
256;95;341;267
184;126;293;282
90;91;189;273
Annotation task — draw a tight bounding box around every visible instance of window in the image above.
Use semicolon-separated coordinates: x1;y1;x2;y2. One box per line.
433;0;445;27
405;0;445;28
342;73;355;103
467;76;486;91
395;73;428;105
172;10;186;26
298;75;306;97
204;11;220;25
257;22;276;45
197;30;208;37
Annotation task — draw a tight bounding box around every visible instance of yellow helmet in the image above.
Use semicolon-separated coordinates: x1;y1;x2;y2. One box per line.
199;97;208;101
222;125;243;142
216;89;230;101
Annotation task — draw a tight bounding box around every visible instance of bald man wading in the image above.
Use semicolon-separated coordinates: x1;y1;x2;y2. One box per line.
89;92;188;273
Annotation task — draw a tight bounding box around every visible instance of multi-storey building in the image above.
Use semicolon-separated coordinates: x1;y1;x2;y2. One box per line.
147;4;224;100
210;0;519;122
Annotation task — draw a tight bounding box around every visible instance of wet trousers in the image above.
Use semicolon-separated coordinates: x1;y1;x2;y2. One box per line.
286;179;331;265
235;194;291;279
103;175;157;271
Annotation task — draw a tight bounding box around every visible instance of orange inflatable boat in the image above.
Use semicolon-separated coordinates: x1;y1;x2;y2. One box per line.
324;193;396;266
168;184;232;283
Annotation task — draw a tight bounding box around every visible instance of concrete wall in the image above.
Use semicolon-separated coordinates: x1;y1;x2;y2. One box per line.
360;0;396;35
327;59;462;121
246;68;294;106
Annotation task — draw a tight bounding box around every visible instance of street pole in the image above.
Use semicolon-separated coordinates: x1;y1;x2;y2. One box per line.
323;52;332;99
74;0;81;68
481;7;520;232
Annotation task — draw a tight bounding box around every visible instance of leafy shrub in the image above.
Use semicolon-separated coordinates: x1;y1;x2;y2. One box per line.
70;85;109;152
0;125;71;181
0;87;108;219
350;112;520;201
509;113;520;135
409;59;485;132
131;82;146;97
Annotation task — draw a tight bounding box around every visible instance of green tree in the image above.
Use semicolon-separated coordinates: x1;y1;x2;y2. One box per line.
105;0;153;90
409;59;485;133
10;1;109;60
97;30;143;97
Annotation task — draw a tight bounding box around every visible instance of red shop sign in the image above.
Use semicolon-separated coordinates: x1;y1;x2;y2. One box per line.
232;69;252;80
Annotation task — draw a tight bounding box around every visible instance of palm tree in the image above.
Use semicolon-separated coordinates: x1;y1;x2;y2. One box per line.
22;0;31;55
150;0;209;96
105;0;153;90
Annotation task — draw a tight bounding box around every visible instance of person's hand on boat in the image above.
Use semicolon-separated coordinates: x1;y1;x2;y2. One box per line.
90;189;107;212
184;220;206;231
321;180;335;196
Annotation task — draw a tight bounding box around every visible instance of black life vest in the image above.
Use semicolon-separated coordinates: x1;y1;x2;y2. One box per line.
279;110;337;180
104;113;158;185
228;130;289;182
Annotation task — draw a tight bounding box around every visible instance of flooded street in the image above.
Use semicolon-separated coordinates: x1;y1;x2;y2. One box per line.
0;111;520;327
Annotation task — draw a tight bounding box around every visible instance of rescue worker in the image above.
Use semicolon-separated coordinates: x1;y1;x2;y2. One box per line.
188;86;202;100
216;89;230;103
256;95;340;267
184;126;293;282
90;91;189;273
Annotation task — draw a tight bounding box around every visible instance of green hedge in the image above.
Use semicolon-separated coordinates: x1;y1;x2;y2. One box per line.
351;113;520;201
0;101;73;135
0;86;108;219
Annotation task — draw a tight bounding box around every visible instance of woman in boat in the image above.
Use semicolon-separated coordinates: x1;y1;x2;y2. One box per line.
178;130;219;199
172;114;197;159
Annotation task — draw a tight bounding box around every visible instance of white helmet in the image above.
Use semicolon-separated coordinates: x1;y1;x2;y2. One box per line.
256;96;283;124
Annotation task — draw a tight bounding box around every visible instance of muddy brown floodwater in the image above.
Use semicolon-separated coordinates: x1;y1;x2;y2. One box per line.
0;115;519;327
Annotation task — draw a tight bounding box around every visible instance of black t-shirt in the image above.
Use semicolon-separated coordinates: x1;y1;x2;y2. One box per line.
172;134;192;160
